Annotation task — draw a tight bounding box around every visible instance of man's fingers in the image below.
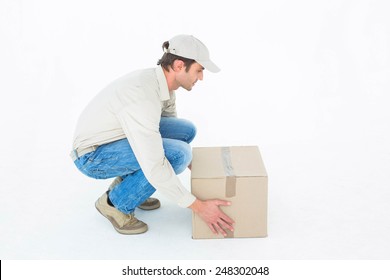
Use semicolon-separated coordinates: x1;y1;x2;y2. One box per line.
213;219;234;236
208;223;217;235
214;200;235;230
197;198;235;236
213;222;227;237
209;217;234;236
219;217;234;232
220;213;235;226
214;199;231;206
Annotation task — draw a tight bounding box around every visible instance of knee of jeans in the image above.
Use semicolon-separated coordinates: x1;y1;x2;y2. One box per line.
185;120;197;143
172;142;192;174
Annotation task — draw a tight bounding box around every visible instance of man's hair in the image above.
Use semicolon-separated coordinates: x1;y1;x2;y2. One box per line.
157;41;196;72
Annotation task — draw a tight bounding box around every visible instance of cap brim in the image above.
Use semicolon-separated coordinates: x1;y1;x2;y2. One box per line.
197;60;220;73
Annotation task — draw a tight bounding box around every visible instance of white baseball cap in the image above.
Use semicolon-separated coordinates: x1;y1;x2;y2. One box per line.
164;34;220;73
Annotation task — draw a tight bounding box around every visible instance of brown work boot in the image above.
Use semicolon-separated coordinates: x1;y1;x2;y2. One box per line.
95;192;148;234
108;177;161;210
138;198;161;210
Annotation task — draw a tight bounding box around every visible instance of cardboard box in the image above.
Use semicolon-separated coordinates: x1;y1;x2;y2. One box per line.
191;146;268;239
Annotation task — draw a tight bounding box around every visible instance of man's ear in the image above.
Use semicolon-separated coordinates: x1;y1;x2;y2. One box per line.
172;60;185;72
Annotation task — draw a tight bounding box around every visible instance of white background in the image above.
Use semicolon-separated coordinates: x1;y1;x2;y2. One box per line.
1;0;389;261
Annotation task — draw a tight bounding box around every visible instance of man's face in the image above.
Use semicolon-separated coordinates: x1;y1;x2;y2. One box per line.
177;62;204;91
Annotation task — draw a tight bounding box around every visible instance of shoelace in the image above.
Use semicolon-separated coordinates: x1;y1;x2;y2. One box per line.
123;213;137;225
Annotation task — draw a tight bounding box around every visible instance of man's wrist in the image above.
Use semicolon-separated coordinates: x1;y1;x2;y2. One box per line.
188;198;202;213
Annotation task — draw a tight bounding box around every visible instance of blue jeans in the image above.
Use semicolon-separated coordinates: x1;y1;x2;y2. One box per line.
73;117;196;214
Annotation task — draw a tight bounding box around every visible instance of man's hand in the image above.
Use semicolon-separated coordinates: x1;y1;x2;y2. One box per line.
189;198;234;236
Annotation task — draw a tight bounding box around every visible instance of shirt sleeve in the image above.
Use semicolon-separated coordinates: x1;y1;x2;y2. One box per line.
115;97;196;208
161;92;177;117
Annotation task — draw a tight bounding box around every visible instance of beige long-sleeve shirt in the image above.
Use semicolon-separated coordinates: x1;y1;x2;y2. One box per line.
72;66;196;208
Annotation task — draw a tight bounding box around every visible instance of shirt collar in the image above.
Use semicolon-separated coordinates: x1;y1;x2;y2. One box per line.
155;66;170;101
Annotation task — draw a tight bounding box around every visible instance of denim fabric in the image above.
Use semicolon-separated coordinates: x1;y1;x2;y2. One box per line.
74;117;196;214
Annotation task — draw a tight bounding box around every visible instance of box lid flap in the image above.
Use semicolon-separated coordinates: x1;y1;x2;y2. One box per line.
191;146;267;179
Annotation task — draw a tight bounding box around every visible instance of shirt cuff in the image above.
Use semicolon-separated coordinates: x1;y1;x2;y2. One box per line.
177;192;197;208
